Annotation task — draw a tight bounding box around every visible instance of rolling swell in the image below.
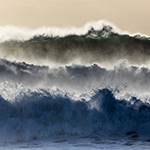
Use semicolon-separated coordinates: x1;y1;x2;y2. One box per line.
0;24;150;65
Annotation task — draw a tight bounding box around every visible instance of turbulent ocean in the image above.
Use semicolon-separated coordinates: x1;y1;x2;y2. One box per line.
0;21;150;149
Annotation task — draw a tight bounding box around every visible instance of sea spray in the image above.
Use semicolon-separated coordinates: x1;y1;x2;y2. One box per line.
0;21;150;142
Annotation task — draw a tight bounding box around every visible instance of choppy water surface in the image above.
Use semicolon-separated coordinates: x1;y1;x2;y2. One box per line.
0;21;150;149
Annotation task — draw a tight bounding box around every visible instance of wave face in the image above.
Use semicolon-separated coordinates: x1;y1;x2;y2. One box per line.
0;21;150;142
0;21;150;66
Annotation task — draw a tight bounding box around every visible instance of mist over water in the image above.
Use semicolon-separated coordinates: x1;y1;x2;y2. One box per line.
0;20;150;66
0;20;150;142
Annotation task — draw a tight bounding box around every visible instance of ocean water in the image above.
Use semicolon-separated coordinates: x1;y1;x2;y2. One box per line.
0;21;150;149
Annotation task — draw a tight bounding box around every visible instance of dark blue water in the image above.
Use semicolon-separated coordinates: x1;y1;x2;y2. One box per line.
0;21;150;144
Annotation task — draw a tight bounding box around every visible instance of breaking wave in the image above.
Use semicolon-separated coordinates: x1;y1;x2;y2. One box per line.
0;20;150;142
0;87;150;142
0;20;150;66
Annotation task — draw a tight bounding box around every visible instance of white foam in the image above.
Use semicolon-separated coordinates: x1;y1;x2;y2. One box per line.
0;20;133;42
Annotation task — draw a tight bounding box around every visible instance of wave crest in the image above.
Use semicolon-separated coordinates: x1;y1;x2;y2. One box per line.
0;88;150;141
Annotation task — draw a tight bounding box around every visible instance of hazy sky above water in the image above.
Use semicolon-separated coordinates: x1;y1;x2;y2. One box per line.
0;0;149;35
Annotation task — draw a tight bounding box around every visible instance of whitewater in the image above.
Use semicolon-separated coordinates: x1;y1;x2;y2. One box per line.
0;20;150;149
